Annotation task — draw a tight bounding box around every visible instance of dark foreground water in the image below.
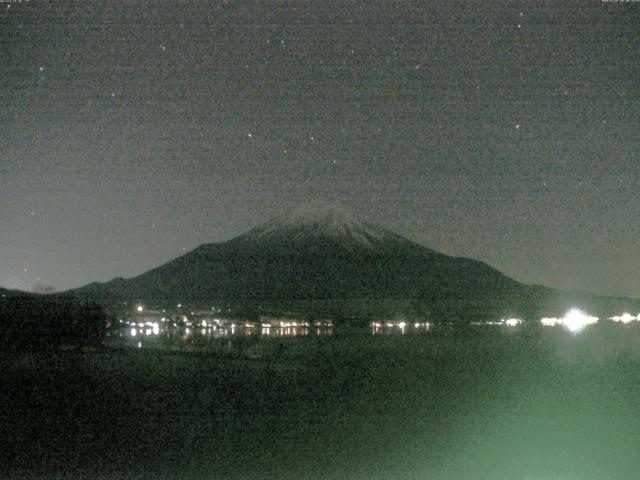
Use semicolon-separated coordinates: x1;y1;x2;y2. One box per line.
3;323;640;479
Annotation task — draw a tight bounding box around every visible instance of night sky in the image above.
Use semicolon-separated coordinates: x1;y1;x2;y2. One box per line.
2;1;639;297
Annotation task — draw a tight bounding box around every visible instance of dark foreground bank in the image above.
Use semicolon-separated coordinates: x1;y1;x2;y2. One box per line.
3;326;640;480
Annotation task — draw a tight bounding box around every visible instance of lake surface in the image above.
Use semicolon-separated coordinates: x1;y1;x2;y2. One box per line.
4;321;640;479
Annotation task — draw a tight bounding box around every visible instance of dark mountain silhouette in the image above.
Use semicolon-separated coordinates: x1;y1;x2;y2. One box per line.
69;202;640;321
0;287;33;298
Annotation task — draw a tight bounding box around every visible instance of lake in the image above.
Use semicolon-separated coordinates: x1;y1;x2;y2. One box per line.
3;321;640;479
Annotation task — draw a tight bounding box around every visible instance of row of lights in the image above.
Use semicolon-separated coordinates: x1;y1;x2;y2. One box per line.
609;313;640;324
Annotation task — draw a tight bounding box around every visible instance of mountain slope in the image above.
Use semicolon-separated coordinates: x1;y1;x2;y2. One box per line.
70;202;640;321
71;203;531;318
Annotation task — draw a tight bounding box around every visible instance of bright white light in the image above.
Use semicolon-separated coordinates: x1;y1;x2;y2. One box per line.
201;320;208;327
130;327;137;337
398;322;406;329
504;318;522;327
562;308;598;333
136;305;144;313
152;323;160;335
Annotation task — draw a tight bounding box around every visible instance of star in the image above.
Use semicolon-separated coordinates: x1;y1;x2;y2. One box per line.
247;133;252;138
39;66;44;72
160;45;166;51
515;123;521;129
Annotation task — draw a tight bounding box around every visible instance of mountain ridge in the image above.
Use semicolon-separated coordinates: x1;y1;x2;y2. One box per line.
67;203;640;321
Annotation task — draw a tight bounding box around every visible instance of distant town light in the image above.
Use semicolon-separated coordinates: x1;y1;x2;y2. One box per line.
136;305;144;313
130;327;137;337
541;317;562;327
610;313;636;324
504;318;522;327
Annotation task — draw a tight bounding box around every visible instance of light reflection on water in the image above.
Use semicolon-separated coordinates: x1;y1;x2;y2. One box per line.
115;316;640;355
371;321;431;335
114;320;336;352
112;318;440;351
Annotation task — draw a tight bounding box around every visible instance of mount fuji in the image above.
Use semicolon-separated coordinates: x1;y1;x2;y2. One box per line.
71;202;639;321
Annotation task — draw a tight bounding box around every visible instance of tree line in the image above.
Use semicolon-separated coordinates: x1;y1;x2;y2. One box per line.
0;295;108;351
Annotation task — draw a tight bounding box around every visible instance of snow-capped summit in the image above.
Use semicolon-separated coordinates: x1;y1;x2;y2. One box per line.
266;201;361;231
230;201;420;254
